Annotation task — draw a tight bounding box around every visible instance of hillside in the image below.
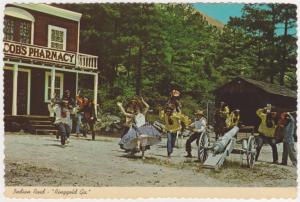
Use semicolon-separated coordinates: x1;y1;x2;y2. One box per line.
197;11;224;29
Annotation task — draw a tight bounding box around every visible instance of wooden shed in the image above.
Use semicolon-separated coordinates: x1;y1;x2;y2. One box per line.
214;77;297;127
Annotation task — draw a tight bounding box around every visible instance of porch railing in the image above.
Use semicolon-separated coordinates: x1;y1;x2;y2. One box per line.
77;53;98;70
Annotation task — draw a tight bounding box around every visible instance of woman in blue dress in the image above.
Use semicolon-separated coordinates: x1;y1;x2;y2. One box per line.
117;97;161;159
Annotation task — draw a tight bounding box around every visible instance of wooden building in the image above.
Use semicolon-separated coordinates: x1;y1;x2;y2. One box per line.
3;4;98;132
214;77;297;127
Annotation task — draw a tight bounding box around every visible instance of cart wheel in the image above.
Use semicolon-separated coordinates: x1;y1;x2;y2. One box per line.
239;139;248;166
198;131;208;163
247;136;256;168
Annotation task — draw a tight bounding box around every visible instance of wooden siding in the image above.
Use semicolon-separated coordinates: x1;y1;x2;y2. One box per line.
10;5;79;52
215;79;297;127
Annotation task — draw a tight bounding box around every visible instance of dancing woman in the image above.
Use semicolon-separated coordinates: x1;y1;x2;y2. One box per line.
118;97;161;159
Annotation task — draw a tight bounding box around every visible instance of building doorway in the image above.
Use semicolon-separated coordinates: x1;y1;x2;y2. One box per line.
4;69;13;115
4;67;31;115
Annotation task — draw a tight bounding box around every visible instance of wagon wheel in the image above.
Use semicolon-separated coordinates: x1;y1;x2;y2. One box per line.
198;131;209;163
246;136;256;168
239;139;247;166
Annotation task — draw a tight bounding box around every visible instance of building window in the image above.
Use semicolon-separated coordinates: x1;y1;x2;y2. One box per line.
48;25;67;50
4;17;32;44
20;21;31;44
44;72;64;102
4;18;15;41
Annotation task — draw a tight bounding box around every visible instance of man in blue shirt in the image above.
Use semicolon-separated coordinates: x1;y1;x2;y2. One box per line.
281;112;297;167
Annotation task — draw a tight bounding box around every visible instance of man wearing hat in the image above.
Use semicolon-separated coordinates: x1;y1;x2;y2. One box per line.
166;89;182;113
185;110;207;158
79;97;97;140
61;90;76;133
226;109;240;129
255;104;278;163
49;98;71;145
214;101;230;140
160;105;191;158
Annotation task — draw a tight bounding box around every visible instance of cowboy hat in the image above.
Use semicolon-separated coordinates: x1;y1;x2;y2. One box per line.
194;110;204;116
171;89;180;97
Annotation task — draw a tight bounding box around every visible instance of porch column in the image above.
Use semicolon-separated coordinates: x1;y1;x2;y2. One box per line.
94;72;98;115
75;72;79;95
50;68;56;117
12;64;18;115
27;71;31;115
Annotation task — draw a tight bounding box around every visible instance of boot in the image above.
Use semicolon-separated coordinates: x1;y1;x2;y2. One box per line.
185;152;192;158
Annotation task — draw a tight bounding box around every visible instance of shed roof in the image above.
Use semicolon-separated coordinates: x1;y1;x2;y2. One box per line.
216;77;297;99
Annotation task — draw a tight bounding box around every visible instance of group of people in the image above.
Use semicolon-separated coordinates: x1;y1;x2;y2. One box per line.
48;90;97;144
117;90;209;159
214;101;297;167
117;91;297;167
255;104;297;167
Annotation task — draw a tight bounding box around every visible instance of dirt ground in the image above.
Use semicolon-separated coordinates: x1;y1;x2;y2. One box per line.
4;132;297;187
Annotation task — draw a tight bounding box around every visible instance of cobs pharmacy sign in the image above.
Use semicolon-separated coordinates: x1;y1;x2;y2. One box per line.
4;41;76;65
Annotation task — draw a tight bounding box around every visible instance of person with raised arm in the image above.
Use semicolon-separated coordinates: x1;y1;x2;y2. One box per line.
160;104;191;158
255;104;278;164
49;98;71;145
117;97;161;159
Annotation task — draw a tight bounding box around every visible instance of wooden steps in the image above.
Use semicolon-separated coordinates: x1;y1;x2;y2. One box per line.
4;115;58;135
29;117;57;135
31;124;57;129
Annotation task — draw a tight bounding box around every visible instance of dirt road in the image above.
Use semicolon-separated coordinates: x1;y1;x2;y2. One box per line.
5;133;297;187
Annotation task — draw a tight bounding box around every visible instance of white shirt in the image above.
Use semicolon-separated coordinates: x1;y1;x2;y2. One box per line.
190;117;207;133
134;113;146;127
53;105;70;125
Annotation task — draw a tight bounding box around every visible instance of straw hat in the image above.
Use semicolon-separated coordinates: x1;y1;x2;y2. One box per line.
194;110;204;116
171;89;180;97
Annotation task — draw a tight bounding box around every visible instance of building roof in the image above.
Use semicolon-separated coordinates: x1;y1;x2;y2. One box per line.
13;4;82;21
217;77;297;99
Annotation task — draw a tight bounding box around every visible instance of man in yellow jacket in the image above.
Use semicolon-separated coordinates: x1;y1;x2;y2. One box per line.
255;106;278;163
226;109;240;129
214;101;230;140
160;105;191;158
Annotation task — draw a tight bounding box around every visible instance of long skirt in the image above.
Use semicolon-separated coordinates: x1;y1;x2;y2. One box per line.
119;123;161;150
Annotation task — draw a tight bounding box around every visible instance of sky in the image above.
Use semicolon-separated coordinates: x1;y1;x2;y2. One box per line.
192;3;296;35
192;3;245;24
